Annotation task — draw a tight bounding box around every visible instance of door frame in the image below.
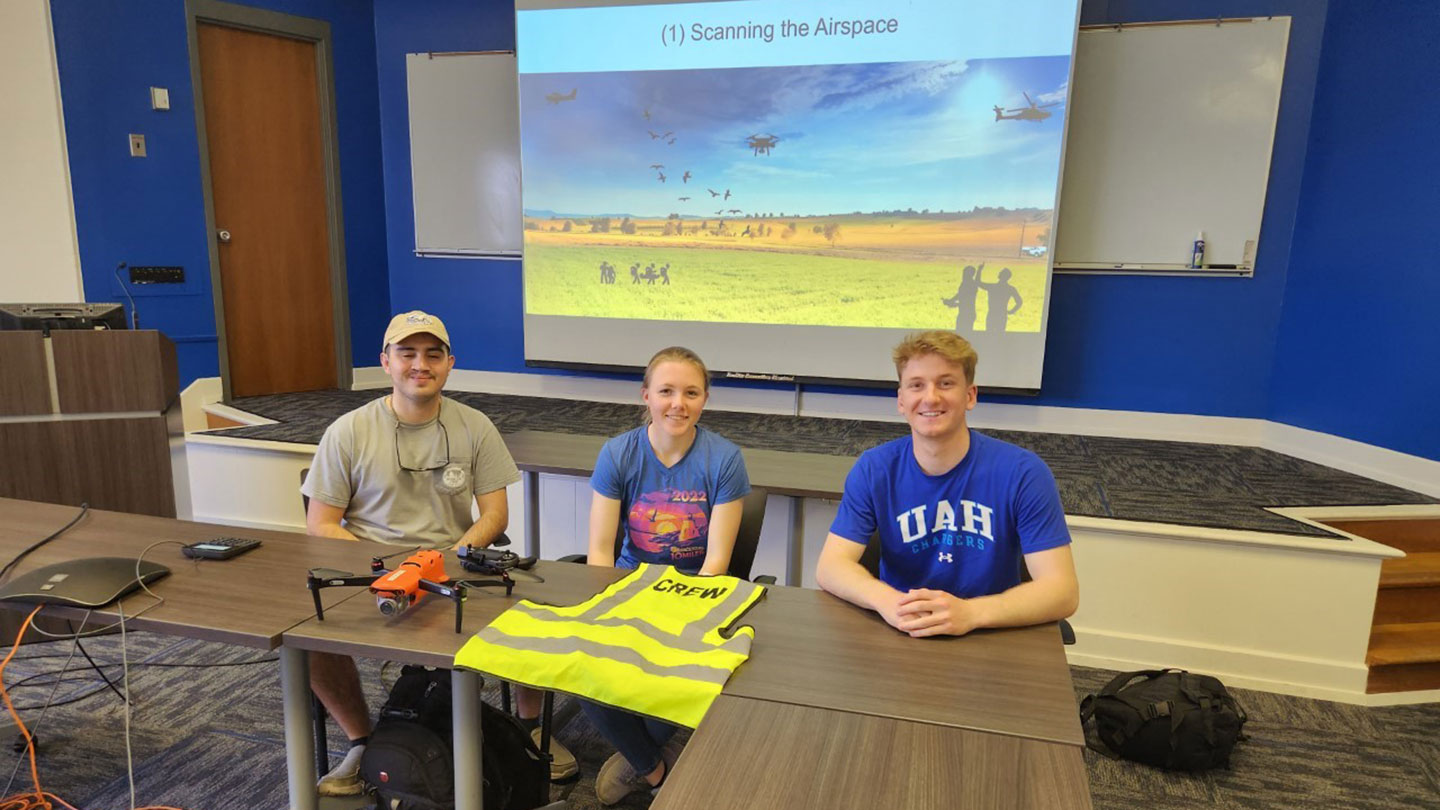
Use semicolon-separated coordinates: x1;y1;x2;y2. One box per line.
185;0;353;402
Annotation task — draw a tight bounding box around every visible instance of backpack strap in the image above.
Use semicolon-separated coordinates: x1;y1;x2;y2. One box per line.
1098;668;1180;697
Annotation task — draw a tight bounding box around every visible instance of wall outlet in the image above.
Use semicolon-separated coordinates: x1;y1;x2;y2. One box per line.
128;266;184;284
129;134;146;157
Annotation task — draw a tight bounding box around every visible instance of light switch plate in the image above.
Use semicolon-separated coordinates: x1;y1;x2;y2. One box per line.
150;87;170;111
129;134;146;157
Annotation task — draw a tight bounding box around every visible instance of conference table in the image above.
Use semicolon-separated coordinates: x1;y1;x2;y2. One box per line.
0;497;1091;809
284;552;1092;810
0;498;381;810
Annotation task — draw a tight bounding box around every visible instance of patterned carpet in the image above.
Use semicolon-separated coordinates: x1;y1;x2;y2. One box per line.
2;634;1436;809
210;389;1436;538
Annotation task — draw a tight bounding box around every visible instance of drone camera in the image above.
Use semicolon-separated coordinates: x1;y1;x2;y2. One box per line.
377;593;410;616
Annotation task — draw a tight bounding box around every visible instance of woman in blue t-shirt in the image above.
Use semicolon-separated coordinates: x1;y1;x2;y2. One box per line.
584;346;750;804
588;346;751;574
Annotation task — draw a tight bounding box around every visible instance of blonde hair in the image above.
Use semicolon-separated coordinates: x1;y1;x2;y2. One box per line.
892;331;978;385
642;346;711;393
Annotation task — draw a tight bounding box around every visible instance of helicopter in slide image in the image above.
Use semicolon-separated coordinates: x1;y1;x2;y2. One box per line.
993;92;1061;122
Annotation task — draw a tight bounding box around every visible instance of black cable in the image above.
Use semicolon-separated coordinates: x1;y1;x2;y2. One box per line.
70;631;127;704
4;655;281;692
0;503;88;584
6;657;280;706
112;261;139;329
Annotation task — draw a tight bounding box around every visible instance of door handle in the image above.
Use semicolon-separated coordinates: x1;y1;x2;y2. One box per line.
217;228;232;244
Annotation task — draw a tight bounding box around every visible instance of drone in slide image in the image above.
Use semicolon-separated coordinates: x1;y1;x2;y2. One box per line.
305;537;542;634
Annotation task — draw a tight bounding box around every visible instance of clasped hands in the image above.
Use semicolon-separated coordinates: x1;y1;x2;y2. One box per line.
882;588;984;638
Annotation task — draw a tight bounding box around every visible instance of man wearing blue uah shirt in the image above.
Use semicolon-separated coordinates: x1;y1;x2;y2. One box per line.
817;331;1079;637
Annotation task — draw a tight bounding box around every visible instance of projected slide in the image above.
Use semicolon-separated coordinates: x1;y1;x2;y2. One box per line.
518;0;1080;388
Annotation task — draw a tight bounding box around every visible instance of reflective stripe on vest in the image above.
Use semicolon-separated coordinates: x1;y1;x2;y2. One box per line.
453;563;766;728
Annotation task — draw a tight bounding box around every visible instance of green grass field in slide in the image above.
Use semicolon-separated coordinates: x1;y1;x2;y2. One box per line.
524;243;1046;332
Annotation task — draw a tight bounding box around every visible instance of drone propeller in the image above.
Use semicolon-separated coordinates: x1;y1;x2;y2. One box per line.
507;568;545;583
372;546;423;567
307;567;353;580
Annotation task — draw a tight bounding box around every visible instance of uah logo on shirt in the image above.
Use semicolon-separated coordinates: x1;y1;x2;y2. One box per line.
895;499;995;543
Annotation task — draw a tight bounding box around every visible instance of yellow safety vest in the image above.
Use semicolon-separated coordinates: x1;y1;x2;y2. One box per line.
454;563;766;728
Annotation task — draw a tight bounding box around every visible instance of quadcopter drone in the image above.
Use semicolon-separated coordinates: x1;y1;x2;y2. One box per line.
305;536;543;634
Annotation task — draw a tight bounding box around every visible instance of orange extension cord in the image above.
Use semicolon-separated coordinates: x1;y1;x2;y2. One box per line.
0;605;187;810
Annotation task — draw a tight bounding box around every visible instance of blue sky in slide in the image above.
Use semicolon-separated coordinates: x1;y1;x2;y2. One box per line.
518;56;1070;219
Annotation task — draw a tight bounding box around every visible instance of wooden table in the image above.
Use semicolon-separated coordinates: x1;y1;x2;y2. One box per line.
0;498;379;810
285;558;1090;809
654;696;1092;810
731;586;1083;746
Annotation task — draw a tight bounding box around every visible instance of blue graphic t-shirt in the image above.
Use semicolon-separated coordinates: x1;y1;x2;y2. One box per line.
829;430;1070;597
591;426;750;573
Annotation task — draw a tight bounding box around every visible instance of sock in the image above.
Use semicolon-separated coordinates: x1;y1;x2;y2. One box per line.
349;736;369;749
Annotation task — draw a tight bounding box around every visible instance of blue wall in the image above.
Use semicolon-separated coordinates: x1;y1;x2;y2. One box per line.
50;0;1439;460
51;0;390;385
1268;0;1440;460
372;0;527;372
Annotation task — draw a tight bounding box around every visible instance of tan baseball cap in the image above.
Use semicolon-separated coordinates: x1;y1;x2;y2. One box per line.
382;310;451;352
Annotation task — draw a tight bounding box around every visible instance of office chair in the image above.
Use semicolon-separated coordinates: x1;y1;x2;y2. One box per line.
559;486;772;582
860;533;1074;645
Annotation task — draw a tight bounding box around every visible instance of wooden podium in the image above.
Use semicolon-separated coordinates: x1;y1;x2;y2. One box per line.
0;330;181;518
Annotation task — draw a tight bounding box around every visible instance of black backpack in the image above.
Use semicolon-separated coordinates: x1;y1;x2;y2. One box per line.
359;665;550;810
1079;668;1248;771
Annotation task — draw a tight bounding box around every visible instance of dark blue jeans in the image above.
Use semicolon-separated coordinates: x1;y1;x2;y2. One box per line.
581;700;677;774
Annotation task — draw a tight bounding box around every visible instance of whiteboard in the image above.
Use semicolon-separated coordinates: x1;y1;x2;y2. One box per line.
1054;19;1290;274
406;52;522;258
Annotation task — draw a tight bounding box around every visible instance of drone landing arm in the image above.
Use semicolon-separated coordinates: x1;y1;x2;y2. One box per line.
306;571;375;621
418;578;468;634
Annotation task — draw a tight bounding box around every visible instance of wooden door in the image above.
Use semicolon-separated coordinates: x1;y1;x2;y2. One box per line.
197;23;337;397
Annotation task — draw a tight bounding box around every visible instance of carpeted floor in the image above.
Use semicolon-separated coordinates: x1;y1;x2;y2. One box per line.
209;389;1436;538
1;633;1435;809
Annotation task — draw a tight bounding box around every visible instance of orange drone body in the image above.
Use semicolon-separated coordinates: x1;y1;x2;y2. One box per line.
370;549;450;614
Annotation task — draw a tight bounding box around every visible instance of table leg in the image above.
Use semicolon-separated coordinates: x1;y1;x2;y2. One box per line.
452;668;484;810
787;496;805;586
280;647;318;810
524;470;540;558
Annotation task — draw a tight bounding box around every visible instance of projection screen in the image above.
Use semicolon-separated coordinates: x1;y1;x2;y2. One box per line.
518;0;1079;389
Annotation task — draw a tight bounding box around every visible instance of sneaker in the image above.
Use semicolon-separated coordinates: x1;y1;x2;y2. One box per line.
530;726;579;782
316;744;365;797
595;751;656;806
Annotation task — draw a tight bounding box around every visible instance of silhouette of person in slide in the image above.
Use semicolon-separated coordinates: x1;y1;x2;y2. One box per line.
941;263;983;334
630;263;641;284
978;267;1023;332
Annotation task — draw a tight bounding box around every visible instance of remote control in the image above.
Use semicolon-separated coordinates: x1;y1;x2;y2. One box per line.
182;537;262;560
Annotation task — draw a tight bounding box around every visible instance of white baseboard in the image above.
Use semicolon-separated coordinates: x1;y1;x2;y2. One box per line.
1066;640;1440;707
1261;421;1440;498
1066;627;1370;703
